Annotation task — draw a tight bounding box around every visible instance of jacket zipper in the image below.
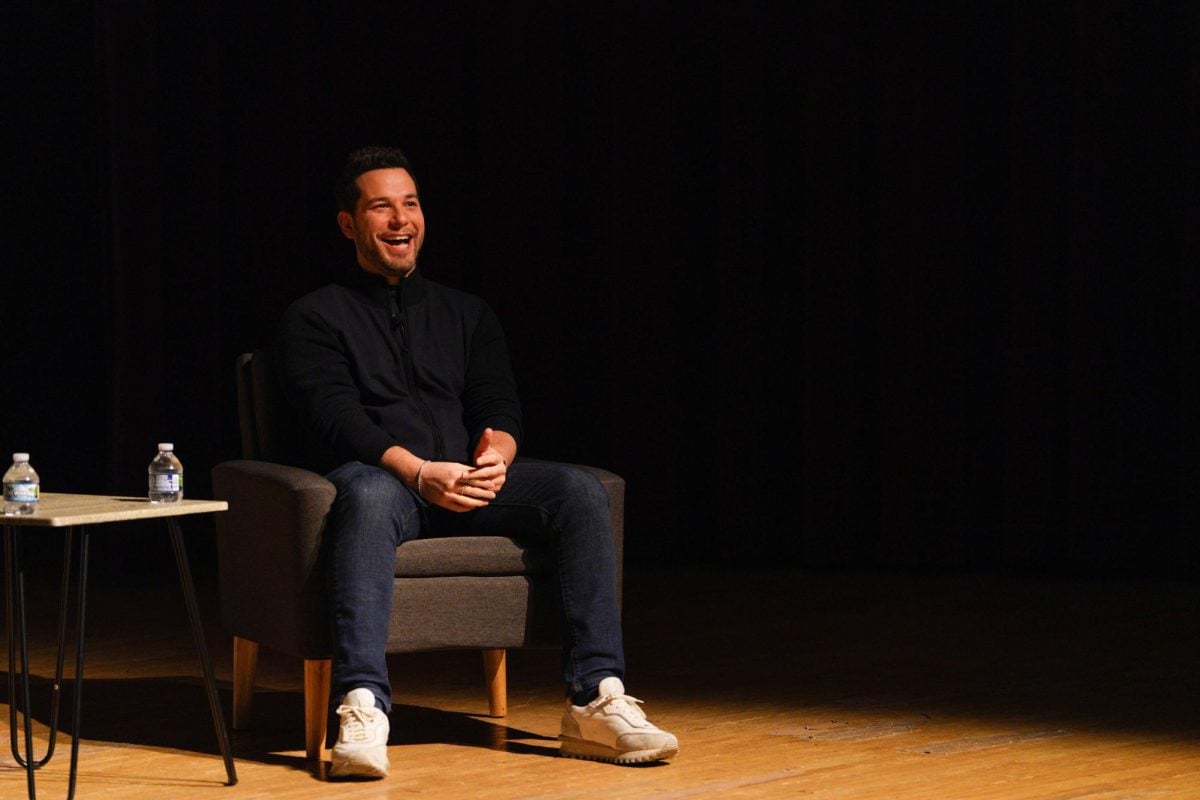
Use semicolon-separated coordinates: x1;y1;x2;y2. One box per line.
388;284;445;460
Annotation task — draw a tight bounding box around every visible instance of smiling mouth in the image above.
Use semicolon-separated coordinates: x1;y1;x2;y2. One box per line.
382;235;412;247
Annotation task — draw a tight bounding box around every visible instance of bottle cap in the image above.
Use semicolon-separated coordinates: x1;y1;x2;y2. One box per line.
158;443;174;451
12;452;29;461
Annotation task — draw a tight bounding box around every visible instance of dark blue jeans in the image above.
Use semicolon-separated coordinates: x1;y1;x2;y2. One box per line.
324;459;626;712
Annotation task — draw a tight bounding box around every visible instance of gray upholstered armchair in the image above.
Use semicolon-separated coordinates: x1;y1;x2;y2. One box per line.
211;350;625;761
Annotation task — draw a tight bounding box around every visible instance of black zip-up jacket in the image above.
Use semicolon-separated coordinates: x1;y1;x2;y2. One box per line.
276;266;523;475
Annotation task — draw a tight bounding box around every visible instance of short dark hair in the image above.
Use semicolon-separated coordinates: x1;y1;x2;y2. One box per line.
334;146;417;212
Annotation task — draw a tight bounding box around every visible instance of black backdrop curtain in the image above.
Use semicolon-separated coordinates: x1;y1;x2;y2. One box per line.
3;2;1196;576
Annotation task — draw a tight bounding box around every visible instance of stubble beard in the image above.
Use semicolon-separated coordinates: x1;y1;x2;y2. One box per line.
358;232;418;281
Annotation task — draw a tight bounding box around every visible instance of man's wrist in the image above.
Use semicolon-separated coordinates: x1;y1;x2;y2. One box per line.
414;459;430;497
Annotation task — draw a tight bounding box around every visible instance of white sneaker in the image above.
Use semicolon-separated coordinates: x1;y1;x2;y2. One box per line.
559;677;679;764
330;688;390;778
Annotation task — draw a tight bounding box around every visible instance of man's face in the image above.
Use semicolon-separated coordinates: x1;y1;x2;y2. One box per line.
338;167;425;283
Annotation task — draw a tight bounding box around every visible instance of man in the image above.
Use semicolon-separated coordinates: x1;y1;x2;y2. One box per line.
276;145;678;778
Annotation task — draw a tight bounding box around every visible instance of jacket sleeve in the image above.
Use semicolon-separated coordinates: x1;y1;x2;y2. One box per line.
276;300;398;469
462;301;524;450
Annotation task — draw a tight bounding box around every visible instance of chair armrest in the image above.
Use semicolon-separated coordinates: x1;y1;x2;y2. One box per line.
211;459;337;657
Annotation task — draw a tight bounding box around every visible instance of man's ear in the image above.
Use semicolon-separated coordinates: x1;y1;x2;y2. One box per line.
337;210;355;239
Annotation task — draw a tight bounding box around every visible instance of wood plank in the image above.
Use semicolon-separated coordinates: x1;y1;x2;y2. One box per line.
1;567;1197;798
1;492;227;528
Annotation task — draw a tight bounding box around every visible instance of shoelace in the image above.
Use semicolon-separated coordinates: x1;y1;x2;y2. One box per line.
592;692;650;725
337;705;379;742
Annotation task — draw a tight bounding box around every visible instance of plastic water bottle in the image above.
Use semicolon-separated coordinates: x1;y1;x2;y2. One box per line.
148;443;184;503
3;453;40;515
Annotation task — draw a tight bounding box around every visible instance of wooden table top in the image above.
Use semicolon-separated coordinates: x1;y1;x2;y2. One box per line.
1;492;227;528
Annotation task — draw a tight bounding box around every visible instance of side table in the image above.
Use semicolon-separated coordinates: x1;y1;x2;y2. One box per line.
3;493;237;799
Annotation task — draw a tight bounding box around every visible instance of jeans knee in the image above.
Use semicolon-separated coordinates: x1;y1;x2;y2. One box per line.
556;467;610;519
341;468;406;508
328;462;416;537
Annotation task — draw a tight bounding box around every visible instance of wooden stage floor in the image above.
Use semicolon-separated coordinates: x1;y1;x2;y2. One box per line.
2;562;1198;798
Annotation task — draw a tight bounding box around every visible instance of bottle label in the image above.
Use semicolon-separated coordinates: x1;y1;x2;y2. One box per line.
149;474;182;492
4;483;39;503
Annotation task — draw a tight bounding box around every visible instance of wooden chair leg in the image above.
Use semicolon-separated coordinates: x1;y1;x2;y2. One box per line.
304;658;332;762
483;648;507;717
231;636;258;730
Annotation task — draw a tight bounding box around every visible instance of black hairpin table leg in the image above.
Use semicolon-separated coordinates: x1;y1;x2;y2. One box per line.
167;518;238;785
3;494;235;797
4;524;89;800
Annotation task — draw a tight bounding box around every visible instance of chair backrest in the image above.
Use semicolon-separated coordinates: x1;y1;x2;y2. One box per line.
235;349;309;466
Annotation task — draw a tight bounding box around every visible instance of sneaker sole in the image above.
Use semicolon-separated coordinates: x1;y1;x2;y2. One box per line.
558;736;678;764
329;748;390;779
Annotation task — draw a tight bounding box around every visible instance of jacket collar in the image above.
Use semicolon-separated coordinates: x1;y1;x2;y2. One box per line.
339;264;428;309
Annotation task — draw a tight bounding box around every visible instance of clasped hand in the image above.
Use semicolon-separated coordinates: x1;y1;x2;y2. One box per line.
419;458;506;510
417;426;511;511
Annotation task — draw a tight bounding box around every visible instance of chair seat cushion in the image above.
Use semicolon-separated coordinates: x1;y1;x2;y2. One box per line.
394;536;552;578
